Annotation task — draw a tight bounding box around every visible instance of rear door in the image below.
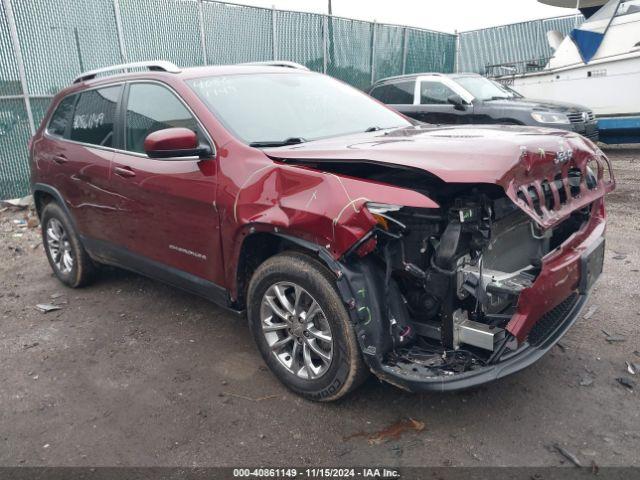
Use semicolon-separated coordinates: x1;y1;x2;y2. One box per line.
109;81;223;285
36;94;77;183
369;80;416;119
43;85;122;243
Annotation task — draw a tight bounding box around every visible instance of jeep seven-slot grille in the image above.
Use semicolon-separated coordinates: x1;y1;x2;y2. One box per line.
527;294;579;347
516;169;591;217
567;111;595;124
515;153;612;224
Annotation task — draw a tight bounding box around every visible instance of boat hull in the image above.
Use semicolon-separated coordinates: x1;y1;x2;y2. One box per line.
508;54;640;143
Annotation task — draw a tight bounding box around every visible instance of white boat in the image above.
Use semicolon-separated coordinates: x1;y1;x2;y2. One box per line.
499;0;640;143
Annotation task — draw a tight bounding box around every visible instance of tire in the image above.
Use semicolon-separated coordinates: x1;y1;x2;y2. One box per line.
41;202;95;288
247;251;369;401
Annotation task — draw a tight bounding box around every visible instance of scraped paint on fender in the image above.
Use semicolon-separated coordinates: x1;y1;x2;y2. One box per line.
215;142;438;299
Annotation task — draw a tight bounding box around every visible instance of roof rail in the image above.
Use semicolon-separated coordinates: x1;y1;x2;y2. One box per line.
73;61;181;84
372;72;446;85
240;61;310;71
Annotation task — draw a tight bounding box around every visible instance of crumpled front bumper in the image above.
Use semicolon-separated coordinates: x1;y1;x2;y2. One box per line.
376;293;587;392
367;200;607;392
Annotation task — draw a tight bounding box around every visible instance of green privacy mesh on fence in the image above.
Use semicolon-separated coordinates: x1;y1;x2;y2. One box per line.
276;10;324;73
0;98;31;199
203;2;273;65
11;0;122;96
327;17;372;89
373;24;404;83
457;15;581;75
119;0;205;67
405;28;457;75
0;2;20;97
0;0;575;200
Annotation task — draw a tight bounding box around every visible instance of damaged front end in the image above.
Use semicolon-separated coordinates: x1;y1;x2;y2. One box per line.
325;153;614;392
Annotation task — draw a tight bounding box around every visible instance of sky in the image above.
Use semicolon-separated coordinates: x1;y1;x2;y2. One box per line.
223;0;579;33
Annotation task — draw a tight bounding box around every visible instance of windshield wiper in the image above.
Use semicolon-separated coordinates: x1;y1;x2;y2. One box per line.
365;126;382;132
249;137;306;148
488;96;511;101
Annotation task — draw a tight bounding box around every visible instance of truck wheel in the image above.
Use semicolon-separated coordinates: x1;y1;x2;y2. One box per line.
247;252;369;401
41;202;95;288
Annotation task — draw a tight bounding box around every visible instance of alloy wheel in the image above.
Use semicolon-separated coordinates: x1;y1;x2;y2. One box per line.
46;218;74;274
260;281;333;380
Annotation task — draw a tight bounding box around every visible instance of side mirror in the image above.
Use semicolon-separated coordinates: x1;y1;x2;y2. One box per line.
144;128;211;160
447;94;467;110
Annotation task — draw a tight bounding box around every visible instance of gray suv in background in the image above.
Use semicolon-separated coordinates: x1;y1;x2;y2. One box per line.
368;73;599;142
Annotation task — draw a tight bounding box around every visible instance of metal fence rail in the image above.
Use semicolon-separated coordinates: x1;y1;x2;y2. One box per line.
0;0;457;200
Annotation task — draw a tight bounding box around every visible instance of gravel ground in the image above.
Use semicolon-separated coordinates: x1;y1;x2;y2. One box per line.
0;146;638;468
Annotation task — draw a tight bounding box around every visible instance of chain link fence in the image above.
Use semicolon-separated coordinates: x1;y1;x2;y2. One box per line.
457;14;582;76
0;0;457;199
0;0;582;200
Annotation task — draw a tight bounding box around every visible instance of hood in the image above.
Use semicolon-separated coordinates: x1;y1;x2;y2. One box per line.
264;124;596;186
482;97;590;112
264;124;614;228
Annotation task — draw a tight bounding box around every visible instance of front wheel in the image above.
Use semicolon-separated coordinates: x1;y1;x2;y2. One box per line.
247;252;369;401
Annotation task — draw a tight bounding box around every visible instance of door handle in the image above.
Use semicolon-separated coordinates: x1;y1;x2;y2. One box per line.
53;154;68;164
114;166;136;178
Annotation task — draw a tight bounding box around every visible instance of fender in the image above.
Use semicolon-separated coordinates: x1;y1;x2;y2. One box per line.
222;160;438;299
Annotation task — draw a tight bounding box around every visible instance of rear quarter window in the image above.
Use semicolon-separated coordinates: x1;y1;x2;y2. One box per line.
69;85;122;147
370;81;415;104
47;95;76;137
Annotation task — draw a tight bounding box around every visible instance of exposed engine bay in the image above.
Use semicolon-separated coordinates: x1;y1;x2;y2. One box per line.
341;178;594;378
268;138;612;385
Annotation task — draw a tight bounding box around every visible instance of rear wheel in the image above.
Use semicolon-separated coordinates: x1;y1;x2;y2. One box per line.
41;202;95;288
247;252;368;401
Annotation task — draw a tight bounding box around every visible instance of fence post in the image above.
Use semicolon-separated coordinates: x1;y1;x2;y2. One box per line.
322;15;328;74
455;30;460;73
197;0;207;65
401;27;408;75
113;0;128;65
2;0;35;136
272;5;278;60
370;21;377;84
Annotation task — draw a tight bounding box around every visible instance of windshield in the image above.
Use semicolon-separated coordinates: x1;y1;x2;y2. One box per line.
188;73;410;146
455;76;517;101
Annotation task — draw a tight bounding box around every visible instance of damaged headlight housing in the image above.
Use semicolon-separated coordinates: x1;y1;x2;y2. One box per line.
366;202;403;230
531;112;570;124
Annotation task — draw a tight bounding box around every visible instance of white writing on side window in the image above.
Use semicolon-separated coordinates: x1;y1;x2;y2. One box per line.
73;112;105;130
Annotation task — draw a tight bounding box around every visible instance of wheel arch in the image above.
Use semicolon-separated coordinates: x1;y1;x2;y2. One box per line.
232;228;340;310
32;183;75;225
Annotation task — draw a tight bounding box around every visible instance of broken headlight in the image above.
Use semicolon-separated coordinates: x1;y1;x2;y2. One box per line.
366;202;404;231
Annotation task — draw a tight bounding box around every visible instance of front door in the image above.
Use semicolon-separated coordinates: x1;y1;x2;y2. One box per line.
409;80;470;124
109;82;224;286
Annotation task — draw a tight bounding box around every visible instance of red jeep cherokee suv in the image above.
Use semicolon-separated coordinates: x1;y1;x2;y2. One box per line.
30;61;614;401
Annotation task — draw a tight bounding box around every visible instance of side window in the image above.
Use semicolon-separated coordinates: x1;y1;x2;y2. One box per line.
125;83;200;154
370;81;415;104
420;81;457;105
47;95;76;138
70;86;121;147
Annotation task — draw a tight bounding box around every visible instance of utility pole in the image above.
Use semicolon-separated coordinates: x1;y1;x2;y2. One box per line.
328;0;332;16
